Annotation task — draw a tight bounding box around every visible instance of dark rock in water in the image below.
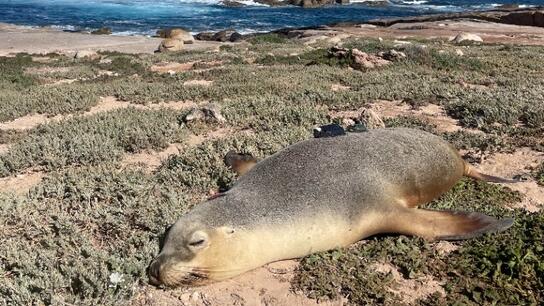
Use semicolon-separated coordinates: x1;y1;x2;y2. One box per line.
301;0;334;8
221;0;247;7
356;0;389;7
336;0;349;4
91;27;112;35
255;0;290;6
313;124;346;138
195;32;215;41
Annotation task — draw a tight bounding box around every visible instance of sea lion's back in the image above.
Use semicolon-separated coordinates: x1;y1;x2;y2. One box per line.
229;128;463;221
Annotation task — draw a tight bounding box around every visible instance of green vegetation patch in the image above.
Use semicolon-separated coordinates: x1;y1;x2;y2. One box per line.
0;166;189;305
0;108;184;176
293;180;542;305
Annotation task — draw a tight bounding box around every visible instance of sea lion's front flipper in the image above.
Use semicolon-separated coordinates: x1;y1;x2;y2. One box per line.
224;151;258;176
390;208;514;241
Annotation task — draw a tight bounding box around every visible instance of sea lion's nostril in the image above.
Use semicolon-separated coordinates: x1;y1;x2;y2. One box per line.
148;260;162;286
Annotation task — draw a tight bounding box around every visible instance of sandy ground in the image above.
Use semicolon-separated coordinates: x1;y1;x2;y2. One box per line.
332;20;544;45
0;23;222;56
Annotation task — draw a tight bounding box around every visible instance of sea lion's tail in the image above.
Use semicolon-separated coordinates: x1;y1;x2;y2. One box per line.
463;162;517;184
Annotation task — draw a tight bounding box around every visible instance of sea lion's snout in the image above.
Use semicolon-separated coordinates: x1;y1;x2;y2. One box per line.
147;258;162;286
148;226;214;287
147;253;209;287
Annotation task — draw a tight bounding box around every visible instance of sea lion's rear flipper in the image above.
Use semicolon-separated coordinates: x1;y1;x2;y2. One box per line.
463;162;517;184
391;209;514;241
224;151;258;176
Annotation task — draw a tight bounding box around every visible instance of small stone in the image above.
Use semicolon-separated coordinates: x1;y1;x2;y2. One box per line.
359;108;385;129
184;108;206;122
451;32;483;44
74;50;100;60
201;103;227;123
377;49;406;61
351;48;390;70
455;49;464;56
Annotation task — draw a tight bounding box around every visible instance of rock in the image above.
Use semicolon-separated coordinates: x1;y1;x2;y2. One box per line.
452;32;483;44
500;11;536;26
201;103;227;123
221;0;247;7
336;0;349;3
184;103;226;123
213;29;238;42
359;109;385;129
229;32;244;42
99;57;113;64
254;0;289;6
377;49;406;61
301;0;334;8
91;27;112;35
357;0;389;7
158;28;194;44
455;49;464;56
536;11;544;27
351;48;390;70
74;50;100;60
328;46;350;58
157;39;184;52
195;32;215;41
184;109;206;122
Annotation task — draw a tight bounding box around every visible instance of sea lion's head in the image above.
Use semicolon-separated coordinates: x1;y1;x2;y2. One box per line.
148;216;237;287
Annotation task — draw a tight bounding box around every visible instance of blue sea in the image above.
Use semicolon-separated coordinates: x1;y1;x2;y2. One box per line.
0;0;542;35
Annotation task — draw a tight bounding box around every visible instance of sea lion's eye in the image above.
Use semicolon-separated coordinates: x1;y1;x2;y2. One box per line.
189;239;205;247
187;231;209;250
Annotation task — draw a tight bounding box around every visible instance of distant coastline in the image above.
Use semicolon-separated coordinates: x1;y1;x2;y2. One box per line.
0;0;542;35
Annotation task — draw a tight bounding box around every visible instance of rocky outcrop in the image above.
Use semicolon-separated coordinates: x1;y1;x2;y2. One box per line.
195;29;244;42
300;0;334;8
91;27;112;35
366;7;544;28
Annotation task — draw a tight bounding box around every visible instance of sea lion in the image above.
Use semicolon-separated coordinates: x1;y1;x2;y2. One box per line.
148;128;515;287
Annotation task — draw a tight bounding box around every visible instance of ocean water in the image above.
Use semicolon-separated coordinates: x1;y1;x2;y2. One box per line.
0;0;541;35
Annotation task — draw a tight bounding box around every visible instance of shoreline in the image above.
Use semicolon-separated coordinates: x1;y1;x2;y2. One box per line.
1;7;544;56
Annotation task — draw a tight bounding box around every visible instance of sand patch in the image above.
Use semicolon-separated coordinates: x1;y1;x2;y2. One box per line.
183;80;214;87
150;62;195;74
184;128;235;147
25;66;73;75
131;260;344;306
121;143;183;171
475;148;544;212
0;97;197;131
372;262;445;305
0;171;44;195
0;144;10;154
331;84;351;92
